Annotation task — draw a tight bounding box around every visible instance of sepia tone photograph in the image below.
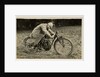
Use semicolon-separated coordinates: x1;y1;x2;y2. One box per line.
16;15;82;59
5;5;95;72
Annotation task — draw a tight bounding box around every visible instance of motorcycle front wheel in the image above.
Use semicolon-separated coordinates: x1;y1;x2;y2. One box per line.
54;37;73;56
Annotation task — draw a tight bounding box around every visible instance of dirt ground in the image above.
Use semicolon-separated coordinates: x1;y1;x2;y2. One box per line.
17;26;82;59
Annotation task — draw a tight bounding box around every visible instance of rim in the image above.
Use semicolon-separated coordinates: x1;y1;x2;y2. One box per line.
54;38;73;56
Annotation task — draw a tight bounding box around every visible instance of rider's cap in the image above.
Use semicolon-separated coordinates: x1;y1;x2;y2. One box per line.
48;22;53;29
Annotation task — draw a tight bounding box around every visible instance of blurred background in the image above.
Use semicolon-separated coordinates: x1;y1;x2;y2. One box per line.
16;19;82;30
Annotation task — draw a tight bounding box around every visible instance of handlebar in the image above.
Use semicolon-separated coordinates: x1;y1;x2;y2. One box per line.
55;31;58;35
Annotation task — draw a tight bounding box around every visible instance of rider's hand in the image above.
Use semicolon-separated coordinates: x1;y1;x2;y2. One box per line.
53;33;56;36
51;33;55;38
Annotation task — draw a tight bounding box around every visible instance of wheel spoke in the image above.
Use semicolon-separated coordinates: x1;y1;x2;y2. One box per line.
54;38;73;56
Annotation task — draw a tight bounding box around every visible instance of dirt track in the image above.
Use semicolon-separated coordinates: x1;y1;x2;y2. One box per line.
17;26;82;59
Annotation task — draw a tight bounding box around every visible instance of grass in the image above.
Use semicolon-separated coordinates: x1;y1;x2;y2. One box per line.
17;26;82;59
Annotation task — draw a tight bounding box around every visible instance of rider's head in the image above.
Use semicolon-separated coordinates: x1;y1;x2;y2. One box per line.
48;22;54;29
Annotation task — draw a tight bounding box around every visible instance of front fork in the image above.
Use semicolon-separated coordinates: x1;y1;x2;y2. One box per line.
57;36;65;47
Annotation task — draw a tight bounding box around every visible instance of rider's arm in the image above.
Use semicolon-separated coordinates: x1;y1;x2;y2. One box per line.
48;28;55;35
41;26;54;38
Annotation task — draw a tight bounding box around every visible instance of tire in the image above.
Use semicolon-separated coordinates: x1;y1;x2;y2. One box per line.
23;36;30;46
23;36;34;52
54;37;73;56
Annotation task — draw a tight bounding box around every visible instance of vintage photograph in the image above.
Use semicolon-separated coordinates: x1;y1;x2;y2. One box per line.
16;15;82;59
